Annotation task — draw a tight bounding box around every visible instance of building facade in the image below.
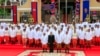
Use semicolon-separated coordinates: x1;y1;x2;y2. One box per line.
0;0;100;23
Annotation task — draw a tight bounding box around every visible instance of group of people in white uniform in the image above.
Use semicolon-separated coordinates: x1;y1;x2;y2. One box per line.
0;21;100;52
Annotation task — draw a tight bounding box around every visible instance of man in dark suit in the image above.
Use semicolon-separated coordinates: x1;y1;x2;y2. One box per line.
48;32;55;52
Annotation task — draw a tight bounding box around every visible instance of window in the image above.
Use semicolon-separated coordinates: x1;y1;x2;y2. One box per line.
0;8;11;19
21;0;27;5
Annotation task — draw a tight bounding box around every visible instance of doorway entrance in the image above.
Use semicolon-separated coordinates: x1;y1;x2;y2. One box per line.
41;0;75;23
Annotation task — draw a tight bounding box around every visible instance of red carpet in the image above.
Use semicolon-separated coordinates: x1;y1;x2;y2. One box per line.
84;46;100;56
0;44;100;56
0;44;25;56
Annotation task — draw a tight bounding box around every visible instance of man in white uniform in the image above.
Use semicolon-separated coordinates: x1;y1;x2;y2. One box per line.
4;27;10;44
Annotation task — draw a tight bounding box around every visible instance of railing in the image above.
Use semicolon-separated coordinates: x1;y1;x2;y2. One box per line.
0;13;11;19
0;13;13;22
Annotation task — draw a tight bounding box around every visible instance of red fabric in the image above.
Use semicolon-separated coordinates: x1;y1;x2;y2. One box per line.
72;39;77;46
17;35;21;40
35;39;40;44
11;38;16;42
31;2;37;23
4;36;9;43
42;44;47;48
99;37;100;42
12;5;17;24
0;37;4;43
16;35;22;44
63;14;67;23
51;0;55;3
22;38;27;45
96;36;100;42
79;39;84;45
29;39;33;44
92;36;96;44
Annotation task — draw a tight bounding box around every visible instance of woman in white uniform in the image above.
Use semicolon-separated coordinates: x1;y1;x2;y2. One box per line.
41;33;48;52
85;29;92;48
4;27;10;44
9;26;17;44
16;26;22;44
22;28;28;47
0;26;5;44
55;30;63;52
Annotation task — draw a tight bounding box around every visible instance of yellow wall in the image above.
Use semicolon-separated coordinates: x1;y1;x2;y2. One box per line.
90;0;100;7
80;0;100;21
17;0;31;23
90;0;100;11
18;0;31;8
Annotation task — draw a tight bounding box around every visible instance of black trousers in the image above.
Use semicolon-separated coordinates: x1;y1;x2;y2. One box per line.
48;43;54;52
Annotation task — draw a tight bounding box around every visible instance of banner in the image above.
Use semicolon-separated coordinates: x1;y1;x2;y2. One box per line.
83;0;90;21
51;0;55;15
12;5;17;24
43;4;51;10
31;2;37;23
75;0;80;18
51;0;55;3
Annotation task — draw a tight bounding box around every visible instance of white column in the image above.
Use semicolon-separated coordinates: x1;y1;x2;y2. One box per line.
80;0;83;22
58;0;60;23
5;0;7;6
19;0;22;6
65;0;67;23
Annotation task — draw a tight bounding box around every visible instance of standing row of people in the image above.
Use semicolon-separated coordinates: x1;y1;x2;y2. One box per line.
0;22;100;53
